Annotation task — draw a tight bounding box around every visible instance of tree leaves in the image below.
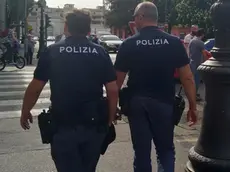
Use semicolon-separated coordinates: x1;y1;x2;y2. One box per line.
105;0;215;31
105;0;142;28
6;0;35;27
175;0;215;28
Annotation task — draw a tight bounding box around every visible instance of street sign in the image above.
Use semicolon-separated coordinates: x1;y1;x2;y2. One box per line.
128;21;138;35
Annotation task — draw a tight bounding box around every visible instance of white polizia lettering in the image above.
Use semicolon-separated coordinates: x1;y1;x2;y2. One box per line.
59;46;98;54
136;39;169;46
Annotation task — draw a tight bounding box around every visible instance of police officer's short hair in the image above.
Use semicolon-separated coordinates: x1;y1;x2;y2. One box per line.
65;10;91;36
134;2;158;22
196;28;205;37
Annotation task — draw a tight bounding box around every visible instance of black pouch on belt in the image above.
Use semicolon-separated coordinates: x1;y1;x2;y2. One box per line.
38;106;57;144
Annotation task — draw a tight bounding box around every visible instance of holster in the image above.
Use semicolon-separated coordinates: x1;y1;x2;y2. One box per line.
38;106;57;144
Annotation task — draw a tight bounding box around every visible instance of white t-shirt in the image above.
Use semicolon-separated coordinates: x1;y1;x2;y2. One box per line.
184;33;194;44
184;33;194;54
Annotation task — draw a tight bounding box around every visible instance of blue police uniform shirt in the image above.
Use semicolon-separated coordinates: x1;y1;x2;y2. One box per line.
114;26;189;104
34;36;116;124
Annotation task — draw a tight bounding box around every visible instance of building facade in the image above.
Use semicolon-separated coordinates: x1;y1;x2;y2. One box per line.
27;4;109;36
82;6;108;34
27;4;65;36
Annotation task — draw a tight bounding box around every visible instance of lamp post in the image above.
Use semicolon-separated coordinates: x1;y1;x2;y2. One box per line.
164;0;168;33
0;0;6;30
24;0;28;61
185;0;230;171
102;0;106;27
37;0;46;59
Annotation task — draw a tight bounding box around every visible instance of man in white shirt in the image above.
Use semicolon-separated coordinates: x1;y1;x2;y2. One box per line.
184;25;198;54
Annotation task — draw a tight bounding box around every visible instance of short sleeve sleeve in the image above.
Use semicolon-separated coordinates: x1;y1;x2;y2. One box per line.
103;51;116;84
33;47;51;82
199;41;205;51
175;39;190;68
114;42;130;73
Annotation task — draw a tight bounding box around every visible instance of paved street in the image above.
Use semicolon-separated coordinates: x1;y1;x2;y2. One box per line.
0;53;204;171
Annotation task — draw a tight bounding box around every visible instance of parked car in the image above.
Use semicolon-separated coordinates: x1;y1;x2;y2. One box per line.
204;38;215;51
96;31;111;39
47;36;55;41
98;35;123;53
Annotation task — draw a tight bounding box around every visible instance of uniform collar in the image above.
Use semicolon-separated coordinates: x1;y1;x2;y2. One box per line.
66;36;88;42
140;26;159;32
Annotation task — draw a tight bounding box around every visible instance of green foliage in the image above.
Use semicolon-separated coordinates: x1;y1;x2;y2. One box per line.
175;0;216;28
105;0;142;28
37;0;46;8
5;0;34;27
105;0;180;29
105;0;216;32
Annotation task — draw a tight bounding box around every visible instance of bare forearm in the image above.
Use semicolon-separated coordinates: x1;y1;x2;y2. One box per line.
116;71;127;90
181;78;197;109
107;91;119;124
116;76;125;90
22;87;41;114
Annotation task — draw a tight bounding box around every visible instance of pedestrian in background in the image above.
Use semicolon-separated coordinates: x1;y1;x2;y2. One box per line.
27;29;36;65
115;2;197;172
189;28;208;101
184;25;198;54
20;10;118;172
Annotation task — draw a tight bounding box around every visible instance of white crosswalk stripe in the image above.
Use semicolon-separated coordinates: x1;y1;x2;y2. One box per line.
0;67;108;120
0;67;51;119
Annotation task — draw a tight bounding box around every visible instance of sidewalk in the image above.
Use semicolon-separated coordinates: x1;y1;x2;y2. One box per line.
0;117;192;172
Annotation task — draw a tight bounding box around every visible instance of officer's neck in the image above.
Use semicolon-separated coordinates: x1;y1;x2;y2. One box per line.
141;23;157;29
68;34;86;39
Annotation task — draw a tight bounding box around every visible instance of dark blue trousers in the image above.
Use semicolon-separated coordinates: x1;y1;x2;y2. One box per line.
128;96;175;172
51;126;106;172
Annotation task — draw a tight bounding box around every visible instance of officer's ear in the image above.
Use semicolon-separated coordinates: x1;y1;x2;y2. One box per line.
138;14;144;21
64;22;68;34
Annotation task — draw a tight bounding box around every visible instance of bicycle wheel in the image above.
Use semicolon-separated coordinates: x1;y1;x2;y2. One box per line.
0;58;6;71
14;56;26;69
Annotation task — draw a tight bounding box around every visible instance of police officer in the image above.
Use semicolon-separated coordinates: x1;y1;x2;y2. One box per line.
114;2;197;172
20;10;118;172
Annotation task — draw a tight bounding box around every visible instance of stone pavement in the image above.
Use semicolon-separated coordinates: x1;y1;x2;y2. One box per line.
0;117;198;172
0;60;204;172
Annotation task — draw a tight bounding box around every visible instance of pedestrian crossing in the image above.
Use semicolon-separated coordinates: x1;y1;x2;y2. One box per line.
0;67;51;119
0;66;200;149
0;67;109;120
